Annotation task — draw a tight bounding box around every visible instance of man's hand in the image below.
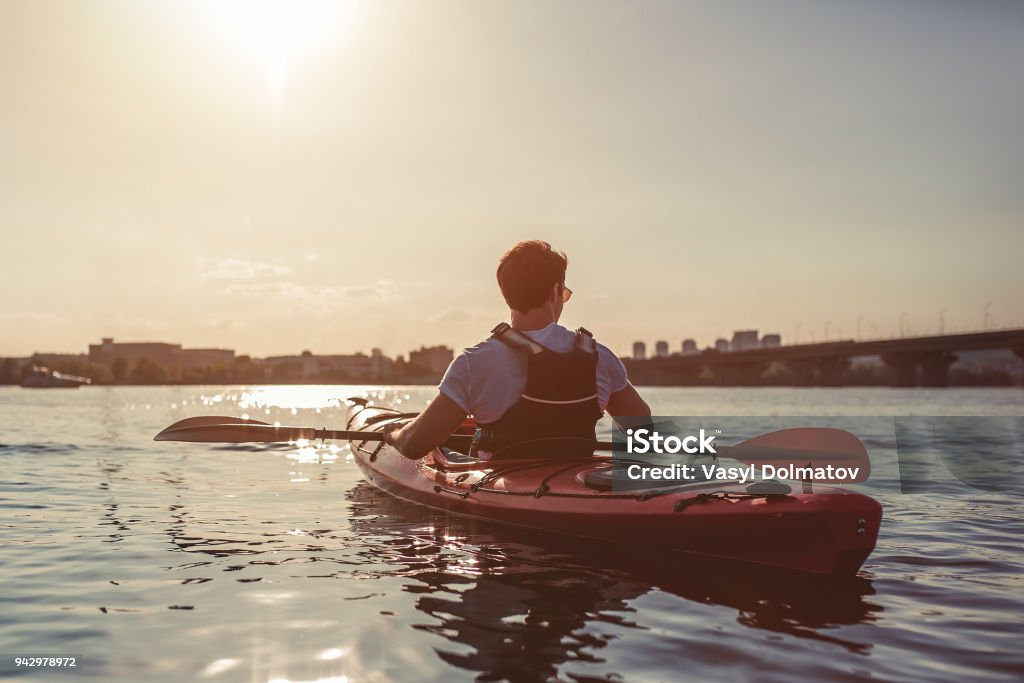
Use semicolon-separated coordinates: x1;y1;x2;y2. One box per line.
383;392;468;459
381;421;404;447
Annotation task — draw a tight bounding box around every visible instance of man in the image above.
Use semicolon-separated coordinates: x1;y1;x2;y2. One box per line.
384;240;651;459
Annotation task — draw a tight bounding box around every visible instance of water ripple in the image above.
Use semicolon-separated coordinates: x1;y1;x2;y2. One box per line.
0;386;1021;682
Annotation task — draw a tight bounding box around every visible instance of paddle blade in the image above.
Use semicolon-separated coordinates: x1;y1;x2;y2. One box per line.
732;427;870;482
155;422;318;443
161;415;272;431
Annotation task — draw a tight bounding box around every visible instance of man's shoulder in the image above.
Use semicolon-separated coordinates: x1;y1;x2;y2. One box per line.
596;342;626;376
594;340;623;360
461;334;507;354
456;334;518;365
455;325;623;364
553;326;622;365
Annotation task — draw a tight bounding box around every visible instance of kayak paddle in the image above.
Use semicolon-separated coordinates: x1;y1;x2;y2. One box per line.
154;416;869;479
154;415;474;449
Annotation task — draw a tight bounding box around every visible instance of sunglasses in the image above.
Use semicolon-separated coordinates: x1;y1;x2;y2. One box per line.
561;285;573;303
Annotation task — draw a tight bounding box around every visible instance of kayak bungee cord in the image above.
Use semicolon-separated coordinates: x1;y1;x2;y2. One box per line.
346;405;774;508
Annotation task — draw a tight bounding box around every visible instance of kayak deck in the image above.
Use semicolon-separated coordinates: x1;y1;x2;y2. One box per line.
346;402;882;576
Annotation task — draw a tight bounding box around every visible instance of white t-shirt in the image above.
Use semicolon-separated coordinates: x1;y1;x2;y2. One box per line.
438;323;629;424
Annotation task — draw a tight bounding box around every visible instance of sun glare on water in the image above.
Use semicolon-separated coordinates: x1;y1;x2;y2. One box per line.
202;0;359;99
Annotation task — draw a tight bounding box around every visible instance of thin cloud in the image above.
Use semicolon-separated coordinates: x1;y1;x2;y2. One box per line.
0;312;70;326
202;258;292;280
220;280;398;314
430;309;494;324
111;316;172;333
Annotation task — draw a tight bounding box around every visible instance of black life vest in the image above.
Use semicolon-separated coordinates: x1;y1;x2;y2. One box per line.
471;322;603;460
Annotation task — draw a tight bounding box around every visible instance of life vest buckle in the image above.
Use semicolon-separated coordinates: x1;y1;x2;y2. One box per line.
575;327;596;354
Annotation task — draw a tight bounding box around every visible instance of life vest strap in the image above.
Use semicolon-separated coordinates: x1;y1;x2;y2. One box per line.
490;323;598;356
575;327;596;354
521;393;599;405
490;322;547;354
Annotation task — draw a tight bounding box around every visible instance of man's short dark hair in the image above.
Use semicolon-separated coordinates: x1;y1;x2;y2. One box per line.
496;240;568;313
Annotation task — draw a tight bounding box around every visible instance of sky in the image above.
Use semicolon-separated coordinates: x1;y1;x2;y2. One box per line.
1;0;1021;358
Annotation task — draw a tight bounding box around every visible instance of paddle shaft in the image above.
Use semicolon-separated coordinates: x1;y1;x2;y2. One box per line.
153;415;869;478
157;422;611;449
156;422;474;447
153;422;861;465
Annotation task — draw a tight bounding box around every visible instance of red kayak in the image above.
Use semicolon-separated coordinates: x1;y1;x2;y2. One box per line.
346;401;882;576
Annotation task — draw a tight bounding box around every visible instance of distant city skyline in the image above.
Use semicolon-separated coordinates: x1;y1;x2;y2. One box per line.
2;1;1022;357
5;305;1020;359
7;322;1024;363
7;328;1020;389
8;335;456;365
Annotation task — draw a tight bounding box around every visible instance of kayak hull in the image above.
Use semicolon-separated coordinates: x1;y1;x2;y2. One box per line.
346;403;882;576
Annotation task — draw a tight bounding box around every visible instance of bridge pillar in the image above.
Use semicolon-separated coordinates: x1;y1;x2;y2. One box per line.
785;360;816;386
714;362;767;386
817;357;850;386
713;364;736;386
743;362;768;385
881;352;919;387
920;351;957;387
677;365;702;385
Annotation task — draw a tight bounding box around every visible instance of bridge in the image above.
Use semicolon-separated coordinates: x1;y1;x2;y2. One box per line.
623;328;1024;387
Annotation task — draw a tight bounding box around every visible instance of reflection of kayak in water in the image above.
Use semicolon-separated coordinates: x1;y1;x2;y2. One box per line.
346;402;882;576
346;480;879;683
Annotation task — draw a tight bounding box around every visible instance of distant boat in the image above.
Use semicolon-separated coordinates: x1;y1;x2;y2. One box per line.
20;366;91;388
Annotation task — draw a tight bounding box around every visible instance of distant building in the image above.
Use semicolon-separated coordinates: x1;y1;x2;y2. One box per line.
317;349;394;381
408;346;454;374
715;338;730;352
89;337;234;369
261;354;317;380
181;348;235;369
89;338;183;366
731;330;760;352
633;342;646;360
369;348;394;380
655;340;669;358
761;334;782;348
263;350;395;381
30;352;88;365
682;339;698;355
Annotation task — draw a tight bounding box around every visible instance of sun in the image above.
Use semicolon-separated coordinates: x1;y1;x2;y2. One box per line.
201;0;358;98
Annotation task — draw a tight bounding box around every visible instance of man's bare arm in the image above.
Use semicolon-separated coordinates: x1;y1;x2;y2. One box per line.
383;392;468;459
605;382;652;429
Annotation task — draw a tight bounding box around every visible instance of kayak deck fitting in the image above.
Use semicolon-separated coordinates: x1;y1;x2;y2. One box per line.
346;401;882;576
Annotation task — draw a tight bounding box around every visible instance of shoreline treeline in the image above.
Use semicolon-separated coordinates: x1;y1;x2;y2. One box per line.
0;356;1016;387
0;355;445;386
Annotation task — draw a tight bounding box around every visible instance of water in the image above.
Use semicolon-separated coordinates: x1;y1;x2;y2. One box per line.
1;386;1022;682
